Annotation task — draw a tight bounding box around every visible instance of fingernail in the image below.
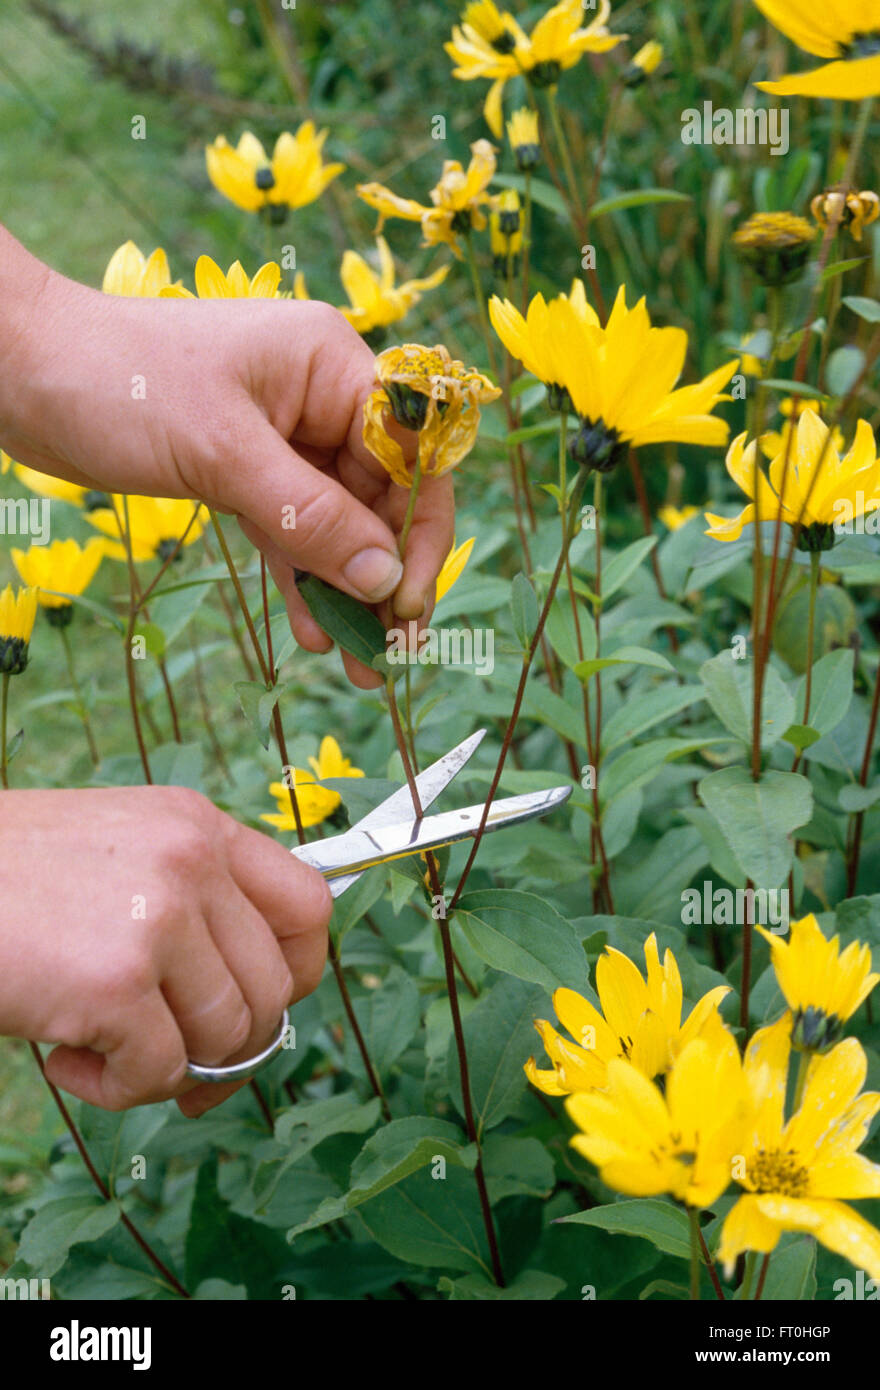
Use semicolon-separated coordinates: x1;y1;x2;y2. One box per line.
342;548;403;601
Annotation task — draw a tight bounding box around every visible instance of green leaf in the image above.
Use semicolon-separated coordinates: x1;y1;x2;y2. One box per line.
510;572;539;650
839;783;880;813
698;766;813;888
820;256;868;284
234;680;282;750
298;575;387;666
557;1199;691;1260
350;1167;491;1274
700;650;795;749
456;889;588;992
77;1105;168;1189
133;619;165;660
331;865;385;945
491;171;567;217
447;974;547;1138
756;1234;817;1300
17;1197;120;1278
575;645;673;682
781;724;821;751
253;1095;382;1211
347;965;421;1079
843;294;880;324
591;188;691;218
482;1134;556;1203
286;1117;475;1241
185;1157;289;1299
600;737;728;808
439;1269;564;1300
504;419;560;446
793;648;853;736
756;379;829;401
601;684;704;753
826;345;865;397
600;536;657;601
544;593;596;669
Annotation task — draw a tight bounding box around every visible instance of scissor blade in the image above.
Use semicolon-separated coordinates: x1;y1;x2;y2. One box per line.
292;728;487;896
292;785;571;886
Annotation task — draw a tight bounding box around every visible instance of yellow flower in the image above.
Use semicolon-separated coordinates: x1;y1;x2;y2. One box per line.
524;932;731;1096
0;584;38;675
294;238;448;342
658;504;699;531
760;395;843;460
205;126;345;220
718;1015;880;1279
753;0;880;100
705;409;880;548
732;211;816;286
435;537;475;602
102;241;175;296
566;1026;746;1207
489;189;523;276
526;284;736;470
811;188;880;243
489;279;593;412
261;736;364;831
625;39;663;85
86;496;208;562
11;461;108;510
363;344;500;488
11;539;104;615
756;913;879;1051
357;140;497;258
506;107;541;171
160;255;281;300
447;0;625;136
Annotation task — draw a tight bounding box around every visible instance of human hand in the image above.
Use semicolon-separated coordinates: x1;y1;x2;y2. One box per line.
0;230;454;687
0;785;332;1116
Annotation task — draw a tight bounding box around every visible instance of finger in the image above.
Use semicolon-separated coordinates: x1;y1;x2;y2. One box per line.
222;819;332;999
159;919;253;1069
226;411;403;604
44;993;188;1111
202;881;295;1047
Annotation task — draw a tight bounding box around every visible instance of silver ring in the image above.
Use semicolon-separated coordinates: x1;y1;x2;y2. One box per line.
185;1008;290;1083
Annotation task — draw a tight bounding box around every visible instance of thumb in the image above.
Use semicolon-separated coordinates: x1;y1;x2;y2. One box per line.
226;414;403;603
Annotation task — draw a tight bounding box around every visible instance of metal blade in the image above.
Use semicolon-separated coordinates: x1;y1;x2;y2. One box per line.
292;784;571;886
290;729;487;896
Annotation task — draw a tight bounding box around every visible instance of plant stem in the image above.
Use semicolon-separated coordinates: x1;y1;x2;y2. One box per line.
688;1206;702;1300
847;651;880;896
29;1042;189;1297
448;467;589;911
754;1252;771;1301
793;1049;811;1110
60;622;99;766
398;457;423;561
464;231;498;379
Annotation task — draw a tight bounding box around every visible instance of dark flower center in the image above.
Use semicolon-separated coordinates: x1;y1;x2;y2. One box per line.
546;382;573;415
529;60;561;88
450;208;472;234
490;31;517;54
47;604;74;629
845;31;880;59
0;636;29;675
513;142;542;172
83;490;111;512
796;521;837;554
791;1005;841;1051
385;382;431;431
569;416;628;473
748;1148;809;1198
255;167;276;191
157;538;184;562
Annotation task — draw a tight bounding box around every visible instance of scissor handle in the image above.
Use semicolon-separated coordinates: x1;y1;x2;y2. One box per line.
185;1008;290;1083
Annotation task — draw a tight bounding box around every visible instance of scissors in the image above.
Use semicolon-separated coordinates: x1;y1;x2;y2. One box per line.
186;729;572;1082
